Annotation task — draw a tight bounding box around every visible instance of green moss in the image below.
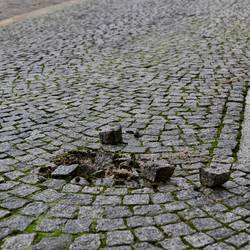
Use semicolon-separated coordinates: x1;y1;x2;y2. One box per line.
33;230;64;244
232;85;249;162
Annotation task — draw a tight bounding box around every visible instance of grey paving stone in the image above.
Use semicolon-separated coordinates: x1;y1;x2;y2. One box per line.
184;232;214;248
2;233;36;250
104;187;128;195
63;218;92;233
164;201;188;212
82;186;104;194
191;217;222;231
0;196;28;210
0;228;13;240
160;237;187;250
96;218;126;232
48;203;78;218
204;242;236;250
4;170;25;180
0;215;35;231
229;220;249;231
123;194;150;205
178;207;207;220
207;227;234;240
32;235;72;250
150;193;173;204
94;195;121;205
0;209;10;219
20;201;48;217
105;247;132;250
41;179;66;190
51;164;79;178
127;216;155;228
10;183;40;197
134;226;164;241
104;206;132;219
70;234;101;250
214;212;241;224
20;175;43;185
225;232;250;247
79;206;104;219
133;205;163;216
36;218;67;232
162;222;195;237
61;194;93;205
62;183;81;193
106;230;134;246
154;213;179;225
31;189;63;202
134;242;161;250
0;181;19;191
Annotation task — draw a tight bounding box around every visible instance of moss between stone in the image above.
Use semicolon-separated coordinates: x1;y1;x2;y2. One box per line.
232;84;249;162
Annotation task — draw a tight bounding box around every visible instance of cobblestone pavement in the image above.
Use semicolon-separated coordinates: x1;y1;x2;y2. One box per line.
0;0;250;249
0;0;72;21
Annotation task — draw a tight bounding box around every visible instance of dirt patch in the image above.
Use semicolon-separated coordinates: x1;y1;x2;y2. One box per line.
39;149;175;187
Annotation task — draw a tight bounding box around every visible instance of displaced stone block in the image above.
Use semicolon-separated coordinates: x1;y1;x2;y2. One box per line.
142;161;175;182
51;164;79;178
99;125;123;145
199;167;231;187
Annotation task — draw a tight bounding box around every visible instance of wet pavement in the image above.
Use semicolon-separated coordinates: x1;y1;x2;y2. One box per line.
0;0;250;249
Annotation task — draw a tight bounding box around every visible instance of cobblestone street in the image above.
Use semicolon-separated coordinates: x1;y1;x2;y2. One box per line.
0;0;250;249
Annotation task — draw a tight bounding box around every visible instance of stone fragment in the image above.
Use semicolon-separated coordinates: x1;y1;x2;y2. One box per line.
199;167;231;187
99;125;123;145
141;161;175;182
51;164;79;178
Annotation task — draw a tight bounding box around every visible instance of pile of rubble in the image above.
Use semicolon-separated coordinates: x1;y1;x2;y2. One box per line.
38;125;231;188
